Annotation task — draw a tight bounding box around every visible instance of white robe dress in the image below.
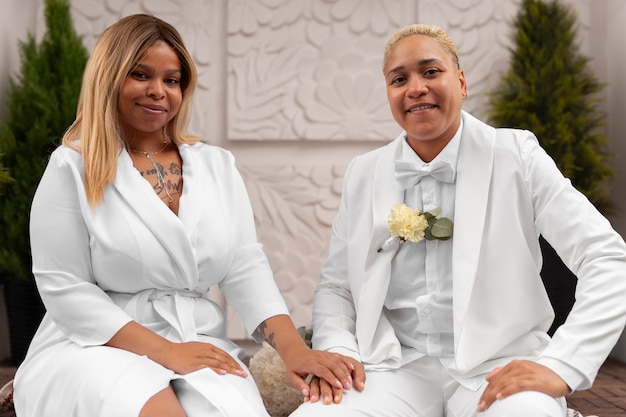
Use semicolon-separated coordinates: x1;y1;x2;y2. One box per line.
13;142;289;417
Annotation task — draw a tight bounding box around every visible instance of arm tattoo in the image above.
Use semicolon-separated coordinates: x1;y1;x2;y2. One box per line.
254;320;276;349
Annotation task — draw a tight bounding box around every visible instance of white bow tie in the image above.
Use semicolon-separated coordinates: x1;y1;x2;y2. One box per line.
393;159;456;189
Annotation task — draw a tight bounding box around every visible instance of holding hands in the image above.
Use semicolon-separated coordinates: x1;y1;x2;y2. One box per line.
284;349;365;403
253;315;365;402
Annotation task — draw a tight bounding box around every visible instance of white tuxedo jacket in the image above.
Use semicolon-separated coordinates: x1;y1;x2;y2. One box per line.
312;111;626;391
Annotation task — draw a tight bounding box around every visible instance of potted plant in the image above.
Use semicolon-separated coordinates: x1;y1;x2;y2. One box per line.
488;0;613;335
0;0;88;365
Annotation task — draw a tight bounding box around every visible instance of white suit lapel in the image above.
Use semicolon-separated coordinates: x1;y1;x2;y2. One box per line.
367;137;404;267
451;111;495;349
356;136;404;366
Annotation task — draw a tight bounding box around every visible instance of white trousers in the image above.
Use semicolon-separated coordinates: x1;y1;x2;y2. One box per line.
290;356;567;417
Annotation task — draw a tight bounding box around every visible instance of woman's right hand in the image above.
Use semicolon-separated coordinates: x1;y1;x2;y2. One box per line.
162;342;248;378
161;341;248;377
106;322;247;377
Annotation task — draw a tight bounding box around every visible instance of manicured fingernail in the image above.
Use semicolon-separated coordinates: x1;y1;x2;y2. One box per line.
477;401;486;411
301;388;309;397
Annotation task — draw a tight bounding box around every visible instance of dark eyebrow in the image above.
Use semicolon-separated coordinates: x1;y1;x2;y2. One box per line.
133;63;181;76
386;58;443;78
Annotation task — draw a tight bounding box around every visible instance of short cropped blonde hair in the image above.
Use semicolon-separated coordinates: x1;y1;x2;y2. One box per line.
382;24;460;71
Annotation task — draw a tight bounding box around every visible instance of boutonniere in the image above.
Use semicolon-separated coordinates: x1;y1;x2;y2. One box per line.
378;203;453;252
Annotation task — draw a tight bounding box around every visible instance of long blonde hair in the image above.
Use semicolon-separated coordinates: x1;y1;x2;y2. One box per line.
63;14;199;206
382;24;460;71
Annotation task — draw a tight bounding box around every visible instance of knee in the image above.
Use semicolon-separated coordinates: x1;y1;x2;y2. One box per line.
140;385;186;417
482;391;565;417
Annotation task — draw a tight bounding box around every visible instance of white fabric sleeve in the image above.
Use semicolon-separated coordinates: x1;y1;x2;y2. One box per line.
522;132;626;391
30;148;133;347
215;153;289;339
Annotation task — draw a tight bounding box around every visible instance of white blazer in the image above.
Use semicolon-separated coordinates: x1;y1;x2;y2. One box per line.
24;142;288;353
312;111;626;391
17;142;288;417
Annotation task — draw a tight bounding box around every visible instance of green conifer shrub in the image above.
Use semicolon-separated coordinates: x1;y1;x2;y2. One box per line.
488;0;613;335
0;0;88;279
0;155;12;185
488;0;613;214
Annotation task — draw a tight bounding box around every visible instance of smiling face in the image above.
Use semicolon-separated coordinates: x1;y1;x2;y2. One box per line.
384;34;467;161
118;40;182;147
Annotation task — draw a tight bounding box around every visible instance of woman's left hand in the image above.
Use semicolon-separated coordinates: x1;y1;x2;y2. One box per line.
253;315;365;403
282;348;365;403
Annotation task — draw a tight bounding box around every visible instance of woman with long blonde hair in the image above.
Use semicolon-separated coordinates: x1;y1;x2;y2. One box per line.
14;14;358;417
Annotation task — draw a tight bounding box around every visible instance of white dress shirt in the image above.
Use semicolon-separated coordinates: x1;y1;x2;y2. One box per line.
385;121;462;366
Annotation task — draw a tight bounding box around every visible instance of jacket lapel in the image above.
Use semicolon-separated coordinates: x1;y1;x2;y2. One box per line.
115;149;199;289
451;111;495;348
176;144;210;238
356;136;404;366
367;136;404;267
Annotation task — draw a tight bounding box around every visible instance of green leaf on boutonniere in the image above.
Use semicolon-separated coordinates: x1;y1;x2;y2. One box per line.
428;217;453;240
422;208;453;241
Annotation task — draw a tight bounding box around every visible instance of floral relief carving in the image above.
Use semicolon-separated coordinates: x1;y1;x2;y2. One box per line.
227;0;415;141
228;0;307;35
238;163;345;328
311;0;408;35
290;35;399;139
